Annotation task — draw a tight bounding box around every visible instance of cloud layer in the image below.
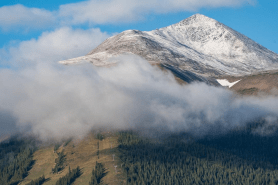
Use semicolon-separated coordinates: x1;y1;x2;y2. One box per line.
0;27;110;66
0;0;256;30
0;54;278;141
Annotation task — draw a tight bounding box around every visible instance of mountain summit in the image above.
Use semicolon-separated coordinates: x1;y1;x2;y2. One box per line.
59;14;278;77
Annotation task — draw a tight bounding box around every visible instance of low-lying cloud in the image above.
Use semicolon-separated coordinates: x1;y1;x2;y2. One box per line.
0;54;278;140
0;27;110;67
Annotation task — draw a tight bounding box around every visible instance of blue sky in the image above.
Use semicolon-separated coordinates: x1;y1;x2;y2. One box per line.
0;0;277;66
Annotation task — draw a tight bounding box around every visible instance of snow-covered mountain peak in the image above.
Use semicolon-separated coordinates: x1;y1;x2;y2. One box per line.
59;14;278;78
177;13;217;26
157;14;232;46
150;13;278;71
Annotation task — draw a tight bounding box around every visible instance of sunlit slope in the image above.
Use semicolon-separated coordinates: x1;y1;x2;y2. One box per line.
21;133;125;185
219;70;278;95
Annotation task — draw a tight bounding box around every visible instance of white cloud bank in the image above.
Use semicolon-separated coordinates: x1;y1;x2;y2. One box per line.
0;27;110;66
0;54;278;141
0;0;256;30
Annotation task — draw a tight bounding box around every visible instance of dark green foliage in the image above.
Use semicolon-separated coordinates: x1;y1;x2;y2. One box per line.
55;166;81;185
96;142;100;159
96;133;105;141
63;139;72;147
118;131;278;185
96;150;99;159
54;144;61;152
89;162;106;185
238;87;259;95
26;175;46;185
52;150;66;174
0;137;36;185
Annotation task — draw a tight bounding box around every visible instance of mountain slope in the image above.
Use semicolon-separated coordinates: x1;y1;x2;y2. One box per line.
220;70;278;96
20;133;125;185
59;14;278;78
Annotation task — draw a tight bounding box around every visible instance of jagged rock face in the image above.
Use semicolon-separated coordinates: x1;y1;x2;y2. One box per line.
59;14;278;77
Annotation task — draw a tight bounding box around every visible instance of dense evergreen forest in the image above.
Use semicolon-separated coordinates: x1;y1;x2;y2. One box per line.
118;130;278;185
0;136;36;185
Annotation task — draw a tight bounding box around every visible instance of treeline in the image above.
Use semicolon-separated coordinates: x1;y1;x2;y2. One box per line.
52;150;66;174
26;175;46;185
118;131;278;185
96;133;105;141
89;161;106;185
55;166;81;185
55;161;106;185
0;137;36;185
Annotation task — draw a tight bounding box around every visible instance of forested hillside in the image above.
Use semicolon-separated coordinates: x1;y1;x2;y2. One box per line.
2;128;278;185
0;137;36;185
118;130;278;185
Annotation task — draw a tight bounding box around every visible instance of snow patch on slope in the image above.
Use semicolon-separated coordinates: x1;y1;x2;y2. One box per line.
217;79;241;88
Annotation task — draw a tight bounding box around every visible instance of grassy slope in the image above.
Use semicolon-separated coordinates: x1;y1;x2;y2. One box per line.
20;133;125;185
220;71;278;95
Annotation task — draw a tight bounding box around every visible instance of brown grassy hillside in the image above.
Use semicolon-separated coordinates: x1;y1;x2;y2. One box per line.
20;132;125;185
220;70;278;96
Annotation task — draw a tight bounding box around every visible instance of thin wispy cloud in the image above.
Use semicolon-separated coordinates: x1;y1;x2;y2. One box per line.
0;4;56;31
59;0;256;25
0;0;256;31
